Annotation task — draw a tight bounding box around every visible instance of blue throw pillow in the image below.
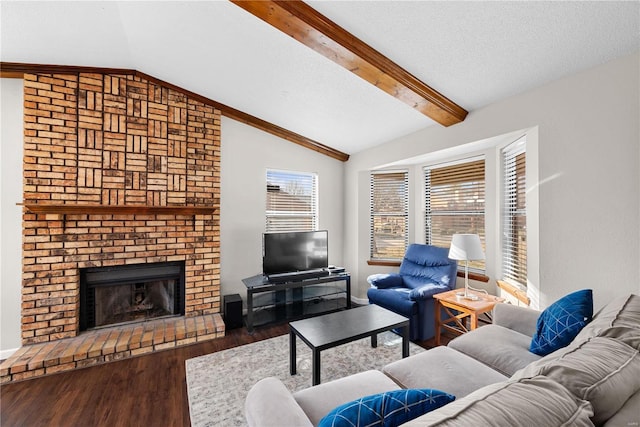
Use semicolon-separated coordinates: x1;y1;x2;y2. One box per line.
530;289;593;356
318;388;455;427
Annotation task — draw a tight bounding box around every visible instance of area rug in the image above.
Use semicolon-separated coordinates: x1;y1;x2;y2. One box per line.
185;332;425;427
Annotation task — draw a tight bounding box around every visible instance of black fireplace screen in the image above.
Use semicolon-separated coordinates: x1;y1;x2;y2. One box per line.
80;261;185;330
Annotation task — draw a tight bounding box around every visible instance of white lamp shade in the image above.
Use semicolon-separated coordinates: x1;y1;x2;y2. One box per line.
448;234;485;261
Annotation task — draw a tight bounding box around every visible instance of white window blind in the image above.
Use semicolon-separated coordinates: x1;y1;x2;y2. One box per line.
266;169;318;232
425;158;486;271
370;171;408;260
502;138;527;286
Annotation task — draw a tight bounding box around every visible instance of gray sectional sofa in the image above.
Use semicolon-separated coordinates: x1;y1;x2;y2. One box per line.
245;294;640;426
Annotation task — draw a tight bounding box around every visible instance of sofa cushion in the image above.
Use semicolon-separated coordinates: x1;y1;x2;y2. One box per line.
318;388;455;427
602;388;640;427
512;337;640;425
596;326;640;350
293;370;401;426
448;324;542;376
383;346;507;398
530;289;593;356
401;376;594;427
245;377;313;427
575;294;640;344
492;303;539;337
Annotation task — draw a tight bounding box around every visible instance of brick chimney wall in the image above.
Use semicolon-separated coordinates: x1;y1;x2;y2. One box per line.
21;73;221;345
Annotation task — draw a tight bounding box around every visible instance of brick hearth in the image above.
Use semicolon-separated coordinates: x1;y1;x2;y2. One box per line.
8;71;224;382
0;313;225;383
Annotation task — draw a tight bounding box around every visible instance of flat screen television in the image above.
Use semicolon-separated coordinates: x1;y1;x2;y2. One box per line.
262;230;328;275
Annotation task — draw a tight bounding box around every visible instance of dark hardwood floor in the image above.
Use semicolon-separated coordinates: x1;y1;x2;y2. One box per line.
0;322;441;427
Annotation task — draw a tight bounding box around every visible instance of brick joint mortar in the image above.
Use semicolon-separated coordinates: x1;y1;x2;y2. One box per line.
21;73;221;345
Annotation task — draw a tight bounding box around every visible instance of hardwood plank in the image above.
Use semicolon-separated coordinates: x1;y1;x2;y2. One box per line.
0;322;448;426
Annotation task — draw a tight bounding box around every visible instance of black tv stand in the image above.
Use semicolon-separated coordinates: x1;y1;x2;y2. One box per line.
242;271;351;333
266;269;329;283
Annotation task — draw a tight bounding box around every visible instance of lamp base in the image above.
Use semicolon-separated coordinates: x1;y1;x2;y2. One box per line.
463;294;479;301
455;291;479;301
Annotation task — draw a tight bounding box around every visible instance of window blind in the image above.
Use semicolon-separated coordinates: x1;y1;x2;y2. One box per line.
370;171;408;260
266;169;318;232
502;138;527;286
425;159;485;271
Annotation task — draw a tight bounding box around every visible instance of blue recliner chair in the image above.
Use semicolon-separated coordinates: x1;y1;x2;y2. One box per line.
367;244;458;341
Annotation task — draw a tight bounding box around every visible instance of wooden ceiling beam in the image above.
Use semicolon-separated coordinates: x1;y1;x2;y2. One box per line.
231;0;468;126
0;62;349;162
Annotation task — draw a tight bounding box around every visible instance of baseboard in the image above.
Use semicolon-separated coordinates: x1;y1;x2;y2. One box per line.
351;295;368;306
0;347;19;360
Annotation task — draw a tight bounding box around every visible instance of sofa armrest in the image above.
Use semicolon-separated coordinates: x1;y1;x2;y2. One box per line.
493;303;540;337
245;377;313;427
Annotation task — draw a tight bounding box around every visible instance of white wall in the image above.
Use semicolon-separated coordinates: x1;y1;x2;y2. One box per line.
1;78;24;356
0;86;346;351
1;53;638;349
219;117;345;307
344;52;640;311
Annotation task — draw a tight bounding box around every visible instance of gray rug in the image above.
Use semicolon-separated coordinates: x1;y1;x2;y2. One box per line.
185;331;425;427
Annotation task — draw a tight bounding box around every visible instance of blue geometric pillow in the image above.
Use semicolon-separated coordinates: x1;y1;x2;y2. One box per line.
318;388;455;427
530;289;593;356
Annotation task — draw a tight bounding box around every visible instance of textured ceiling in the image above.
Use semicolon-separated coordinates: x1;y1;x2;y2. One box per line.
2;1;638;155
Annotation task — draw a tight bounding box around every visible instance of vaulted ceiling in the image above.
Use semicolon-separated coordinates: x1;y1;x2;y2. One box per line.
1;1;638;158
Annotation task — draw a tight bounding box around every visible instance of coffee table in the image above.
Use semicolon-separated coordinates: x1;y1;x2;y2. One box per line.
289;304;410;386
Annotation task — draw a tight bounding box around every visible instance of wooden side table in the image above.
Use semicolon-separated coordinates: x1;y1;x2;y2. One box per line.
433;289;504;346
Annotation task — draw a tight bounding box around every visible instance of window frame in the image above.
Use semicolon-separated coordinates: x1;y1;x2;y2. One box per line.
501;137;527;287
369;170;409;261
424;156;486;273
265;168;318;233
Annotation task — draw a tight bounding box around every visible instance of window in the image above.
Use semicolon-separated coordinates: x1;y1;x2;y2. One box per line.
501;138;527;286
425;158;485;271
266;169;318;232
370;171;408;260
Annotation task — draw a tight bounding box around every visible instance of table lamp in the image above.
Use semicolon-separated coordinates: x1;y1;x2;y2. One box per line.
448;234;485;300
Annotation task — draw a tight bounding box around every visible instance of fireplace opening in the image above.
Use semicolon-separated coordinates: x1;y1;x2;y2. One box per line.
80;261;185;331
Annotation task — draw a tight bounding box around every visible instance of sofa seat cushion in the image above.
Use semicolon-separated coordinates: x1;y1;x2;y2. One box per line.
245;377;313;427
383;346;507;398
318;388;455;427
402;376;594;427
447;324;542;376
293;370;401;426
512;336;640;426
530;289;593;356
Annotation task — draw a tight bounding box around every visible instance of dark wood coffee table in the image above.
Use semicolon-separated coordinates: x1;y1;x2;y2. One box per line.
289;304;410;386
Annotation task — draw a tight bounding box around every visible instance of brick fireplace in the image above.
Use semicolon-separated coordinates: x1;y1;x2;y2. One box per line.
20;72;222;346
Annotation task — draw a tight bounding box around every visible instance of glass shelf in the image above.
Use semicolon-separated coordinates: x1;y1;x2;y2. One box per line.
243;273;351;332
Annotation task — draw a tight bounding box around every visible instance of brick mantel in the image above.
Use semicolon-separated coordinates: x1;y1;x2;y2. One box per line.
21;72;221;345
